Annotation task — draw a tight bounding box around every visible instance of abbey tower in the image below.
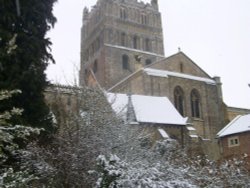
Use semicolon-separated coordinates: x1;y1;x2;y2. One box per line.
73;0;250;160
79;0;165;88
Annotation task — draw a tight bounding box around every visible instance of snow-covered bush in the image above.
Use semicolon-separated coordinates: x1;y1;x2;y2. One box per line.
24;87;131;187
18;86;249;187
94;137;250;188
0;90;43;187
187;155;250;187
94;139;197;188
0;168;38;188
95;155;124;188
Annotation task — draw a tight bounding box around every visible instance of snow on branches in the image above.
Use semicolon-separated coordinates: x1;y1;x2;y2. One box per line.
0;90;43;187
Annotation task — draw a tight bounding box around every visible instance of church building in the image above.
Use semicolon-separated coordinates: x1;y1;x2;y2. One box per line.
79;0;250;158
79;0;164;88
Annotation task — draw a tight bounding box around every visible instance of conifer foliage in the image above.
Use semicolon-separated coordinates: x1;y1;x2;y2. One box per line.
0;90;43;187
0;0;57;131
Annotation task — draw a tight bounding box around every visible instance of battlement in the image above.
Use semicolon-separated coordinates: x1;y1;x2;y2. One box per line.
83;0;159;20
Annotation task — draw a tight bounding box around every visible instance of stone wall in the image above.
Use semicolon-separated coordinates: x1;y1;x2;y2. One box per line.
226;106;250;122
151;52;209;77
218;132;250;169
110;74;225;140
219;132;250;158
45;85;82;132
80;0;164;88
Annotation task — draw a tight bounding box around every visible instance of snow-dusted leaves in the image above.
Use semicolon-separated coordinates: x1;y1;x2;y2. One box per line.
94;138;250;188
0;90;43;187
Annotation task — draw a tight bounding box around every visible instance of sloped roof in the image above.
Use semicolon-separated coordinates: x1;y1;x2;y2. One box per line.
107;93;128;119
217;114;250;137
144;68;216;85
107;93;186;125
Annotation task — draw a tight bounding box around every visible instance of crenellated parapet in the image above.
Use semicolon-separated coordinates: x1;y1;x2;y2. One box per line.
83;0;159;22
82;7;89;21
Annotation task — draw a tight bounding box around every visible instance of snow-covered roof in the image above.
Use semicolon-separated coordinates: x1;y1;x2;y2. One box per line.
107;93;128;119
131;95;186;125
107;93;186;125
190;135;199;138
144;68;216;85
158;128;170;139
217;114;250;138
105;44;165;58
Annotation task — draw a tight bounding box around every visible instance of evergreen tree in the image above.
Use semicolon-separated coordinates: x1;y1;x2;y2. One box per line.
0;0;57;132
0;90;43;187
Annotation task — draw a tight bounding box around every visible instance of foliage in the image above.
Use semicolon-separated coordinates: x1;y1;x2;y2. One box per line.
0;168;38;188
20;86;250;187
95;155;124;188
187;154;250;187
0;0;57;131
95;139;250;188
0;90;43;187
95;140;197;188
22;86;124;187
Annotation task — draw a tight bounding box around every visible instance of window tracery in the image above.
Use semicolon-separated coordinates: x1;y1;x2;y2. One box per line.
174;86;185;116
191;89;201;118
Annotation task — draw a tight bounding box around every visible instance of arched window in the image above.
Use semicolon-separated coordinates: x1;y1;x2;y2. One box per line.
133;36;139;49
84;69;88;75
120;8;123;19
145;59;152;65
121;33;126;46
191;89;201;118
174;86;185;116
122;54;129;70
141;13;147;25
67;97;71;106
180;62;184;73
86;50;89;61
95;37;100;51
120;7;127;20
93;60;98;73
145;38;151;51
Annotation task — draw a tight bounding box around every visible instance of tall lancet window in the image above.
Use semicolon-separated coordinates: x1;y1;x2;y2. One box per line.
191;89;201;118
145;38;151;51
122;54;130;70
93;60;98;73
120;7;127;20
121;33;126;46
174;86;184;116
133;36;139;49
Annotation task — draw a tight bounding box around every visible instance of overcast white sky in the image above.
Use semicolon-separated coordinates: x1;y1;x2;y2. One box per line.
46;0;250;109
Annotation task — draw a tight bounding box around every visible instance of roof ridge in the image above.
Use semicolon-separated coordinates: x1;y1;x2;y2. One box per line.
144;68;216;85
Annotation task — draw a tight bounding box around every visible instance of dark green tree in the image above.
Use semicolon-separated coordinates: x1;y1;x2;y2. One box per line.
0;0;57;132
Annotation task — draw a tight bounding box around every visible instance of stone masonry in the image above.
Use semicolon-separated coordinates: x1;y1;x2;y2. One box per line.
79;0;165;88
78;0;250;159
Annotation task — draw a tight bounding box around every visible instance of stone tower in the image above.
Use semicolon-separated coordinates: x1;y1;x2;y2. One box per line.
79;0;165;89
